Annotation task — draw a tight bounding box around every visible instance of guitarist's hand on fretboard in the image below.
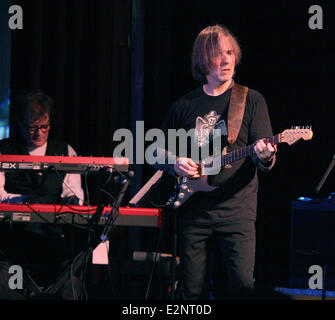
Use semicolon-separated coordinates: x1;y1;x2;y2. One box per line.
174;157;200;178
254;139;277;164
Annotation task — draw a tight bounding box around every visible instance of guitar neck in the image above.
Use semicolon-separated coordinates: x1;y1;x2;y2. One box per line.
222;134;281;166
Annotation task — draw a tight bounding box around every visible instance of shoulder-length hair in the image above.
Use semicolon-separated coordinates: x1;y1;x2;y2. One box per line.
191;24;242;83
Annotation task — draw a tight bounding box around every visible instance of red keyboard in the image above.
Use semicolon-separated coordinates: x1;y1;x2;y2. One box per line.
0;155;129;173
0;203;162;228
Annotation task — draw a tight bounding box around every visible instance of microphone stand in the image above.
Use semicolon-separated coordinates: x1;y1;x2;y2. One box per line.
100;176;130;242
45;172;132;298
315;154;335;194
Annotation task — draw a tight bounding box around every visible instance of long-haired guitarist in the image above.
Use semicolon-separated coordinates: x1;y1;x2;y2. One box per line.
153;24;277;299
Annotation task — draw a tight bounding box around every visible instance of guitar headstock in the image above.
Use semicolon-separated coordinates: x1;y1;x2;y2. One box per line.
281;127;313;145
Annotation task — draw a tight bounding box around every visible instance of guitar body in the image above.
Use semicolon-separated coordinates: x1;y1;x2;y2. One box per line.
172;175;216;209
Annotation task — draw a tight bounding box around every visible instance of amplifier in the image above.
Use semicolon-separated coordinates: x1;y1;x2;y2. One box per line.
289;198;335;290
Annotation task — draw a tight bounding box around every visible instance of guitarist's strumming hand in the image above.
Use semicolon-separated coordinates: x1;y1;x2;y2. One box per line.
174;157;201;178
254;139;277;165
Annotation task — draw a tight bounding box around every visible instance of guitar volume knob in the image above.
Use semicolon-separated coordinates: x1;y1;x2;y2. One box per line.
173;201;181;208
178;193;185;199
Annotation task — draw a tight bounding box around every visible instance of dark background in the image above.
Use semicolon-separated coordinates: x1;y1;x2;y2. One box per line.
6;0;335;293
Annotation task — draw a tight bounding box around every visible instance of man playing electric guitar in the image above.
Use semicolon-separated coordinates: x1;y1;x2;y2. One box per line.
154;24;277;299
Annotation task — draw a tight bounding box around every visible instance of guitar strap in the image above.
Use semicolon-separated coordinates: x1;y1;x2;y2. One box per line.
227;82;248;145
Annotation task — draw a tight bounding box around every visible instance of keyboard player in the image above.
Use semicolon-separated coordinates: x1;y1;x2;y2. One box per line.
0;91;84;300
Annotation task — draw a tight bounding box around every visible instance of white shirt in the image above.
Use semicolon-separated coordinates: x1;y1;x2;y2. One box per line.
0;142;84;205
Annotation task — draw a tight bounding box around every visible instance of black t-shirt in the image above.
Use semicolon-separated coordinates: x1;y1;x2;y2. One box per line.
159;84;273;225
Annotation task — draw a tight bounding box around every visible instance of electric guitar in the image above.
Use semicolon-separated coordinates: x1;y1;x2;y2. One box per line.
169;128;313;209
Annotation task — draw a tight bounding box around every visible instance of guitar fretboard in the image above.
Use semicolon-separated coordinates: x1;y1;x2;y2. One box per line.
221;134;281;166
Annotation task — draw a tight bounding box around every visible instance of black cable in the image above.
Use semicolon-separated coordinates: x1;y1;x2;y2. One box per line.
24;203;52;224
106;241;116;298
144;210;166;300
55;213;95;231
99;188;116;203
48;167;103;231
150;200;171;208
70;252;82;300
100;168;113;189
98;175;131;297
16;165;121;299
81;247;93;300
52;164;129;299
143;177;172;209
110;165;129;182
100;202;121;239
99;168;117;203
69;246;96;300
